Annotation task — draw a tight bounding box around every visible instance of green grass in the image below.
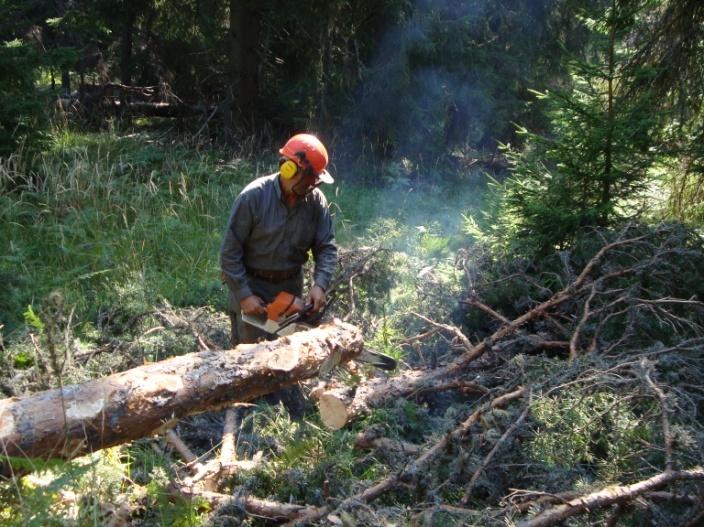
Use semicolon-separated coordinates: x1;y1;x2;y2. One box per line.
0;130;251;333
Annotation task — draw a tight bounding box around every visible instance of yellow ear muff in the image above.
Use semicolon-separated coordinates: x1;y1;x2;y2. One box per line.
280;160;299;180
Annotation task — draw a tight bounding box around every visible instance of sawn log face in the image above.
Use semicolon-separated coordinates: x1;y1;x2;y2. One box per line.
0;322;362;466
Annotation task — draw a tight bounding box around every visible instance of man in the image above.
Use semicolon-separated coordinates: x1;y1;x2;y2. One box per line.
221;133;337;346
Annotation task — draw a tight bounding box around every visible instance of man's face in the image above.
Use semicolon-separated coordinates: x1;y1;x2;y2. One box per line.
292;170;321;197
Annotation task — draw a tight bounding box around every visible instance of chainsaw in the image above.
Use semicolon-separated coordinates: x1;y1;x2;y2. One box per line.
241;291;317;337
242;291;397;371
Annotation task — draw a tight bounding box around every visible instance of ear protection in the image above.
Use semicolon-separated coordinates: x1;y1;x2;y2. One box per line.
280;159;299;180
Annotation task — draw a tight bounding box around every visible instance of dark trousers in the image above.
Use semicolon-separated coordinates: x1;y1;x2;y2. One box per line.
227;272;307;416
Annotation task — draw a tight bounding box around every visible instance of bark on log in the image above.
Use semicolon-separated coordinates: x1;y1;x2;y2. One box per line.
0;322;362;471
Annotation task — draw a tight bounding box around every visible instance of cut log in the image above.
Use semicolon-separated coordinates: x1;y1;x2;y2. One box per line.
0;321;362;472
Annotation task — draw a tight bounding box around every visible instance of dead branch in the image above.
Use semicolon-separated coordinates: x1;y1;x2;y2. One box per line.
220;408;238;465
413;380;490;397
507;489;699;513
461;403;530;504
569;281;599;360
461;298;512;325
166;429;198;465
641;359;673;471
181;488;316;521
354;426;421;454
411;312;473;351
517;467;704;527
325;246;388;322
343;232;640;413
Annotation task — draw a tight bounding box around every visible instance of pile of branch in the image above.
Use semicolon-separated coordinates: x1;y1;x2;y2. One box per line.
56;82;213;118
283;225;704;525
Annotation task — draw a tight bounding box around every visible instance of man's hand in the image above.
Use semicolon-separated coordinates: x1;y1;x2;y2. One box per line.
307;285;327;313
240;295;266;315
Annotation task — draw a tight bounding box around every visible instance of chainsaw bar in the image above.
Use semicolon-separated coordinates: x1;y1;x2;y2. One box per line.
356;349;397;371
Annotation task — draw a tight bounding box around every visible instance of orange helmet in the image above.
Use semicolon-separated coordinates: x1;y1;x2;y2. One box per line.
279;133;334;184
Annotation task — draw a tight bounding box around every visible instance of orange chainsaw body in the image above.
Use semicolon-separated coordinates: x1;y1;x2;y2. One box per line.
242;291;313;336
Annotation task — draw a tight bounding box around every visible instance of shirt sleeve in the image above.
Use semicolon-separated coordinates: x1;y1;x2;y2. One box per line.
311;194;338;291
220;191;255;300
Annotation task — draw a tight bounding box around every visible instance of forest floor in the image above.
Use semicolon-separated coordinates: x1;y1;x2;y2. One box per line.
1;128;703;526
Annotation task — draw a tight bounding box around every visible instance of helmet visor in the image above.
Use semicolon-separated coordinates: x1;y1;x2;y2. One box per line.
314;169;334;185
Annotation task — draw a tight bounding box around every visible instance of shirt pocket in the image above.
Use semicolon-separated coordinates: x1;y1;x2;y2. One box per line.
290;208;316;255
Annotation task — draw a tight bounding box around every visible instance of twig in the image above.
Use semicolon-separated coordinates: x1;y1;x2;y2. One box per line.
461;299;511;325
641;359;673;471
569;282;599;360
29;334;49;376
413;380;490;397
461;403;530;504
411;312;473;351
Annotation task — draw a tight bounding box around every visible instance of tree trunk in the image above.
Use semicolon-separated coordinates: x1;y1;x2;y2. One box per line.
120;7;136;86
228;0;260;129
0;322;362;472
601;0;617;225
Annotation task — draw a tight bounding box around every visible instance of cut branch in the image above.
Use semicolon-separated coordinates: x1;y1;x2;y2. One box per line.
461;403;530;504
518;467;704;527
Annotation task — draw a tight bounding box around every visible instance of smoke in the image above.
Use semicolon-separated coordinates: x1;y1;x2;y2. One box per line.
337;0;551;173
328;1;555;253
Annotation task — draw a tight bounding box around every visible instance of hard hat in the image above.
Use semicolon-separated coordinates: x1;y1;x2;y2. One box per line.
279;133;334;184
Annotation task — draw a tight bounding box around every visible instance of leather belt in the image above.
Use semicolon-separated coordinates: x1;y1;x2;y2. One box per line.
246;266;301;282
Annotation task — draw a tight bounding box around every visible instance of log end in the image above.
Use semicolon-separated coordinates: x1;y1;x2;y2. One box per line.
318;392;349;430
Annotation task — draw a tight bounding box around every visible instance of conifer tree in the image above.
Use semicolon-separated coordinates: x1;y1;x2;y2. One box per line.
500;0;660;253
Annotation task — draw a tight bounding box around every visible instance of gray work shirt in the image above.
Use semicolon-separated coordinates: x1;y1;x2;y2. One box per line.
220;173;337;301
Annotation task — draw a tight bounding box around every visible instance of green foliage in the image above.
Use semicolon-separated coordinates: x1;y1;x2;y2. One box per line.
491;3;680;254
1;449;133;526
238;404;381;504
664;117;704;223
0;40;49;156
529;388;653;480
23;305;44;333
368;314;405;368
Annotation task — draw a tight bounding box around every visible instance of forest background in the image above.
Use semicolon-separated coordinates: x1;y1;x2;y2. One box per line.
1;0;703;526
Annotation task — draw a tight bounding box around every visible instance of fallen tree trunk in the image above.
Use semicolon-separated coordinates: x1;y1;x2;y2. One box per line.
0;322;362;470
